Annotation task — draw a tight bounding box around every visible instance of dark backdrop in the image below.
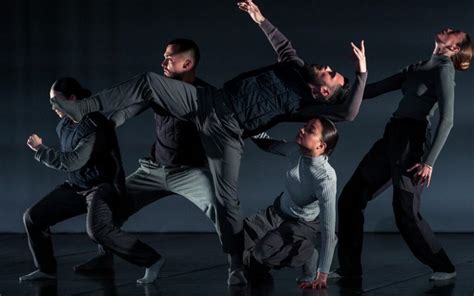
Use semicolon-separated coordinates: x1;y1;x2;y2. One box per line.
2;0;473;232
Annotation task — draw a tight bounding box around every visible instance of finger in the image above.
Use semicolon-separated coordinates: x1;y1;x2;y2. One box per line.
427;174;431;187
361;40;365;54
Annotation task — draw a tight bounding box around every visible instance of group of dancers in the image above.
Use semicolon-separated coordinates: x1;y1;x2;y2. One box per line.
21;0;472;289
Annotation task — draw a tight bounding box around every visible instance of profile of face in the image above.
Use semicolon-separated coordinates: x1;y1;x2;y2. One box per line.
310;65;345;101
49;88;76;118
435;28;466;54
295;118;327;156
161;44;194;78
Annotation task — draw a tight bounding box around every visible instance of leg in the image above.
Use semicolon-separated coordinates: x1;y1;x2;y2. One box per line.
337;138;392;276
75;158;175;272
390;134;455;275
22;183;87;278
252;220;317;270
52;72;199;123
165;166;223;245
84;184;164;284
199;113;246;285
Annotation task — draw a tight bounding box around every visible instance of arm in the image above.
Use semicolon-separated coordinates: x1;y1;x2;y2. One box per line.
238;0;304;65
289;71;368;123
33;133;96;172
314;177;337;274
251;132;299;157
363;72;406;99
424;66;455;167
407;66;455;187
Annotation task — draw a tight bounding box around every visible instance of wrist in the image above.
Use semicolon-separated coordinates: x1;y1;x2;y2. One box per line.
256;16;266;25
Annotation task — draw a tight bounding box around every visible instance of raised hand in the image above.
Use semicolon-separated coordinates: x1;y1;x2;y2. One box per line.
351;40;366;73
27;134;43;151
237;0;266;24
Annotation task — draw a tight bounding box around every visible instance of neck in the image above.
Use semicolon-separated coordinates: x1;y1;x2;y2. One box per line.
300;146;322;158
181;71;196;84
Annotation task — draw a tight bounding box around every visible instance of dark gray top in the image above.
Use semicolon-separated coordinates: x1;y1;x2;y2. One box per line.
364;55;456;167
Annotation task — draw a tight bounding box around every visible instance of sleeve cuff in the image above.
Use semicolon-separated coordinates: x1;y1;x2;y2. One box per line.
34;144;48;162
259;19;273;33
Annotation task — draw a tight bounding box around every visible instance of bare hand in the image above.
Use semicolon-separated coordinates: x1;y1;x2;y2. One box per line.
27;134;43;151
299;272;328;289
351;40;366;73
407;163;433;187
237;0;266;24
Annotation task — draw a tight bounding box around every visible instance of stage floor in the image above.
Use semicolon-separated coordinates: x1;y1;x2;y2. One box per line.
0;233;472;295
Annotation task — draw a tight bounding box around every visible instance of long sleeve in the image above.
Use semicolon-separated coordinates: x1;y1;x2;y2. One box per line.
259;19;305;66
363;72;406;100
34;133;96;172
313;176;337;273
251;132;298;157
423;66;455;167
288;71;368;123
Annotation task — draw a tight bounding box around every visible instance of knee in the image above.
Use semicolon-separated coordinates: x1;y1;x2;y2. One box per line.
23;208;38;229
86;223;109;244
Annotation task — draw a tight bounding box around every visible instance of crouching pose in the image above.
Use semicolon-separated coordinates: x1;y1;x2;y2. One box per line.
21;78;164;284
244;117;338;289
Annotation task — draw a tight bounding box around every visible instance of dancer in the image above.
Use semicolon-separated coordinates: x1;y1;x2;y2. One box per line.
334;29;472;281
51;0;367;284
244;117;338;290
21;78;164;284
75;39;248;285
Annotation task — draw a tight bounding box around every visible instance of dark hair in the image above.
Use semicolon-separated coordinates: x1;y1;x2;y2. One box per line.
327;76;350;104
317;117;339;156
451;32;472;71
167;38;201;67
52;77;91;100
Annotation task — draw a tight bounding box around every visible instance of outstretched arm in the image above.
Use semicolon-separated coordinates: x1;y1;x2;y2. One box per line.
251;132;299;157
288;41;367;122
238;0;305;66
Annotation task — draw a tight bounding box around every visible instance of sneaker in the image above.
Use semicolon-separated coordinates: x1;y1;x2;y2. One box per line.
430;271;456;281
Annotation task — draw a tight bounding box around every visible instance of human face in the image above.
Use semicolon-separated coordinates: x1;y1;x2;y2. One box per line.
295;119;326;156
161;44;193;78
49;89;75;118
435;28;466;52
311;64;345;100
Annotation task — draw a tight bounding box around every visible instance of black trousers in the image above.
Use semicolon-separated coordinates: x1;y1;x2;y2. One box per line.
23;182;160;274
243;197;319;270
337;118;455;276
94;72;244;254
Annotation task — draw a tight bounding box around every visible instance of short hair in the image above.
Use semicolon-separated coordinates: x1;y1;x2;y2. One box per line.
52;77;91;100
167;38;201;67
452;32;472;71
327;76;350;104
317;117;339;156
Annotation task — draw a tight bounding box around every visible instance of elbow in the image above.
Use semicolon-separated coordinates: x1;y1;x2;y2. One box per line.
343;110;359;122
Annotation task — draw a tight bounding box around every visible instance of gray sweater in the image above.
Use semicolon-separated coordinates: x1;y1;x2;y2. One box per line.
252;133;337;273
364;55;456;167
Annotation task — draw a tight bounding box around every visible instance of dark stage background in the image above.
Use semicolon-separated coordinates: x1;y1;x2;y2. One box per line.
2;0;473;233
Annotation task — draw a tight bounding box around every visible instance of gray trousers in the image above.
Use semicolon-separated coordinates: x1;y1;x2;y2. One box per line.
243;197;320;270
123;158;224;246
94;72;244;253
23;183;160;274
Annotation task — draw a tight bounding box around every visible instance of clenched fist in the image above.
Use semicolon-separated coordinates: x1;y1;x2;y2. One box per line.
27;134;43;151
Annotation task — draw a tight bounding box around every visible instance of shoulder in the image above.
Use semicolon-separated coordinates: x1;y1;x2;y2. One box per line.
194;78;216;90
